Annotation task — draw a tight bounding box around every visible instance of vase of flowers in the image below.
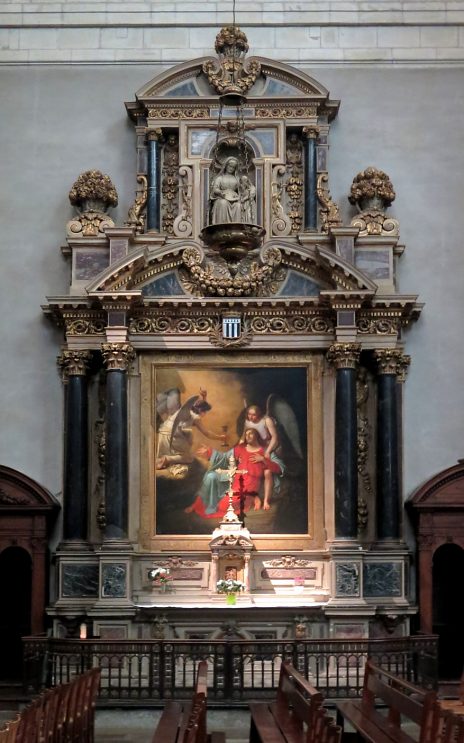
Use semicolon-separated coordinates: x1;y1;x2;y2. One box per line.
216;578;245;605
148;567;173;593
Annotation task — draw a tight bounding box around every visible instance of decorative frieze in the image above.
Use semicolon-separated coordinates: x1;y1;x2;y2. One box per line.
128;309;334;336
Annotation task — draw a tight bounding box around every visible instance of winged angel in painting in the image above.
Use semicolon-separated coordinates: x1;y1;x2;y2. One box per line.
155;388;227;478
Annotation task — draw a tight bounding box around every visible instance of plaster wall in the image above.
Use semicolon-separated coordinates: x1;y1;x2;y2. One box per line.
0;64;463;505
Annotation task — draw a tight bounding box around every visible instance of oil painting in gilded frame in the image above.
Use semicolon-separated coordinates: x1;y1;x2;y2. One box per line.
140;353;322;549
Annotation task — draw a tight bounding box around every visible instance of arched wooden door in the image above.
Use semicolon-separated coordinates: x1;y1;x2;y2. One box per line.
0;466;58;680
409;461;464;679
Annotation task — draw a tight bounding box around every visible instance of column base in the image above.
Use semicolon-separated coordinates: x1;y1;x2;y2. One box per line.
100;538;134;552
57;539;93;552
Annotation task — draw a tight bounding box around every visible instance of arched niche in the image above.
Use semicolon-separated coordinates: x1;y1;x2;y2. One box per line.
408;461;464;641
0;466;59;642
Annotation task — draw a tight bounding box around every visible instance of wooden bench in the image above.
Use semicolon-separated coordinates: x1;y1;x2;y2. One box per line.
152;660;225;743
336;660;437;743
249;661;341;743
440;668;464;716
0;667;101;743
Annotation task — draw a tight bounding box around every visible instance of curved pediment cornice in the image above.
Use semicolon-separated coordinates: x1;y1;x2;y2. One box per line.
84;238;377;298
126;55;339;121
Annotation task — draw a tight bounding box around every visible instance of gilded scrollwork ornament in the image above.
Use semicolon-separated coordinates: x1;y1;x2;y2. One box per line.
317;174;342;233
173;165;193;238
67;170;118;237
255;106;317;118
351;210;399;237
179;243;284;298
161;134;179;235
125;175;148;234
202;26;261;97
65;317;106;336
271;165;292;236
101;342;135;371
209;321;253;348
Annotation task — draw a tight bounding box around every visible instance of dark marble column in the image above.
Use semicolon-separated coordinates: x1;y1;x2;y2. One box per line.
101;342;135;541
327;343;361;539
303;126;319;230
59;350;92;542
374;350;409;541
146;129;162;232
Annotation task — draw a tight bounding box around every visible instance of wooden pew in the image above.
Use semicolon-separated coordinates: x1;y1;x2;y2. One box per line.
249;660;341;743
336;660;437;743
152;660;225;743
0;716;21;743
440;667;464;715
4;667;101;743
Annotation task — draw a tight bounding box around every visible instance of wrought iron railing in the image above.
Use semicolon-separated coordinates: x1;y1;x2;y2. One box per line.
22;635;438;706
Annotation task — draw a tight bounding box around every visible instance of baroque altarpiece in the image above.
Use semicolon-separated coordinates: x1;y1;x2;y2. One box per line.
43;27;422;643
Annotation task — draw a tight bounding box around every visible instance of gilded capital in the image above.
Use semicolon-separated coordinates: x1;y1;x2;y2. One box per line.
397;354;411;383
58;350;92;377
327;343;361;370
101;342;135;371
374;349;405;376
303;126;320;140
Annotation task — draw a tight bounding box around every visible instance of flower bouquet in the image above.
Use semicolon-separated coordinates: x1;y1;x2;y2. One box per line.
216;578;245;605
148;567;173;592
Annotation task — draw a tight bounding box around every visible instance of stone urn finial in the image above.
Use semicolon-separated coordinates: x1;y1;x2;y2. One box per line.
349;167;395;212
349;167;398;236
67;169;118;237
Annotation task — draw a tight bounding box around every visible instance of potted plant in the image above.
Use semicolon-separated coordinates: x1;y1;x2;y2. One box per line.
148;566;173;593
216;578;246;605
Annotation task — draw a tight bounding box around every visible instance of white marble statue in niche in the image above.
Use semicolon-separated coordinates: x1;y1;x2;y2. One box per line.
210;156;256;225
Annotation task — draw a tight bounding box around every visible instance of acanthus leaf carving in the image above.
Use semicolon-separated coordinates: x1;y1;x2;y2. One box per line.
317;173;342;233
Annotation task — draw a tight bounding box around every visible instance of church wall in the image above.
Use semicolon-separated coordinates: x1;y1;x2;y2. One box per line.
1;64;462;504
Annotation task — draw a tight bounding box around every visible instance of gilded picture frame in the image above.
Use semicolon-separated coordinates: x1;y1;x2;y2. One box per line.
139;351;324;551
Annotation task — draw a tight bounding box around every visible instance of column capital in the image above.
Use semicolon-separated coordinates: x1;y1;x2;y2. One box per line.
57;349;92;377
374;349;405;376
397;354;411;383
147;128;163;142
303;125;320;140
327;343;361;370
102;342;135;371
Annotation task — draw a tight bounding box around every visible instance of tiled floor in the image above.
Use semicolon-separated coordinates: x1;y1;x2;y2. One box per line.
95;708;251;742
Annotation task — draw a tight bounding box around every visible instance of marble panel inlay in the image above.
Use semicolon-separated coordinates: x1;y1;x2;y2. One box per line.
363;562;402;597
62;564;99;598
102;563;127;598
170;568;203;580
335;563;360;597
261;568;317;580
